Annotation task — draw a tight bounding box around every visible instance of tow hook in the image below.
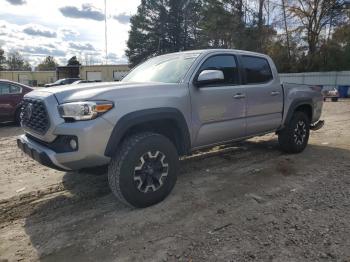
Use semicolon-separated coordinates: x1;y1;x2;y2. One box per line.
310;120;325;131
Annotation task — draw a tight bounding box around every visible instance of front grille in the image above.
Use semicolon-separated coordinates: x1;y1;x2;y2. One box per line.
21;98;50;135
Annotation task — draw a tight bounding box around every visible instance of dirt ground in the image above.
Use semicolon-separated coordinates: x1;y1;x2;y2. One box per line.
0;101;350;262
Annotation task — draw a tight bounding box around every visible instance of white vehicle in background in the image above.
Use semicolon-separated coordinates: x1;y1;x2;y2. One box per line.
323;87;339;102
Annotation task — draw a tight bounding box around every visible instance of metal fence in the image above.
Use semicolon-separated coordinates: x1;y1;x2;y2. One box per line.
279;71;350;86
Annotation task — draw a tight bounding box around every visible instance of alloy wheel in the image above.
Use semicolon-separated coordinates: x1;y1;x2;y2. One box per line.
133;151;169;193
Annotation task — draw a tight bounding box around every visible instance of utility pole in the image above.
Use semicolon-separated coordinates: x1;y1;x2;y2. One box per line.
281;0;291;59
104;0;108;65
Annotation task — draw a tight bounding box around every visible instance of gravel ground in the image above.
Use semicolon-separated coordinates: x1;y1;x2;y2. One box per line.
0;100;349;262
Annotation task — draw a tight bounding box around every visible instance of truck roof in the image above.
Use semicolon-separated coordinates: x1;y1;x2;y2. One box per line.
160;49;268;58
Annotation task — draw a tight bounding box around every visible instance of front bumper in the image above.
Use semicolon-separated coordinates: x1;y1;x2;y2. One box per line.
17;117;114;171
17;136;67;171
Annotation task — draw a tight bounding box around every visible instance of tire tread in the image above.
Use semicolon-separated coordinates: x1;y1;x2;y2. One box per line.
278;111;310;154
108;132;172;207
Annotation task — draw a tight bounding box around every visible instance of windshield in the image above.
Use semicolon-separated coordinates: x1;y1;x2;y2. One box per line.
122;54;199;83
54;79;65;84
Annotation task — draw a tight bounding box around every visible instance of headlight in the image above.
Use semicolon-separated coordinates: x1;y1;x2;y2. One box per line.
58;101;114;121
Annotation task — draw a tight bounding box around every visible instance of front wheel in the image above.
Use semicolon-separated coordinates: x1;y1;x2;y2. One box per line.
108;132;179;208
278;111;310;154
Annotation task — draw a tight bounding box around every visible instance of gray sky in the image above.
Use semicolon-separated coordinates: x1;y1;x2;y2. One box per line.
0;0;141;66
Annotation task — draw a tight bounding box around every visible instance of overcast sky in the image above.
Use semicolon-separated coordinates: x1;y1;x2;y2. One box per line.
0;0;141;66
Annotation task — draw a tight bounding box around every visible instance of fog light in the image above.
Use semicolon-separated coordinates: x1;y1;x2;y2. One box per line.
69;139;77;150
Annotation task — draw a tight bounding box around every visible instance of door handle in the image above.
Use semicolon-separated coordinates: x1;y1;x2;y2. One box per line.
271;91;280;96
233;93;246;99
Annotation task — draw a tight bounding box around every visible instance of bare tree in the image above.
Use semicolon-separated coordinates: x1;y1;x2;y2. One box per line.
258;0;266;29
288;0;344;68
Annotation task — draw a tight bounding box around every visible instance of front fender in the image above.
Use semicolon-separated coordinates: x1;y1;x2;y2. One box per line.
104;108;191;157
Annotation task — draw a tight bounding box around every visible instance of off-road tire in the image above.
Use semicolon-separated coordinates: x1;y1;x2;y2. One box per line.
108;132;179;208
278;111;310;154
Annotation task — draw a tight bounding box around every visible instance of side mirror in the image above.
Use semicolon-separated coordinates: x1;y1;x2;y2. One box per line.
196;70;224;86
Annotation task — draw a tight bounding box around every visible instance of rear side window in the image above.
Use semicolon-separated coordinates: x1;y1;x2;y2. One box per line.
242;56;273;84
0;83;10;95
10;85;22;94
199;55;239;85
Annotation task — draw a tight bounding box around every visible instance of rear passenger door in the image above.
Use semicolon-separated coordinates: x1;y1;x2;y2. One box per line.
241;55;283;135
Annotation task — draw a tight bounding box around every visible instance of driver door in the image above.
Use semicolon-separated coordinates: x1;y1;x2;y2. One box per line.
190;54;247;148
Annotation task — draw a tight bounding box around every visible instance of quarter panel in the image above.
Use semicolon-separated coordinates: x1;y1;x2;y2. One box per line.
282;83;323;125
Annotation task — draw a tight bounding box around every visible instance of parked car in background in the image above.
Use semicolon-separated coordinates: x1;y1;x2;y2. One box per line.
323;87;339;102
45;78;80;87
71;80;102;85
0;80;33;124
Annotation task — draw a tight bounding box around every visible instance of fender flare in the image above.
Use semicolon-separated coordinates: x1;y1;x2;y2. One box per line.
13;102;23;122
104;108;191;157
284;98;313;125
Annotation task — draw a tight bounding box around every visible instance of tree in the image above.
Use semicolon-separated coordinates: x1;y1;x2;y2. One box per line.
67;56;81;66
182;0;203;50
314;23;350;71
126;0;168;67
37;56;58;71
288;0;345;70
6;52;31;71
199;0;237;48
126;0;203;67
22;61;31;71
126;0;349;72
0;48;6;71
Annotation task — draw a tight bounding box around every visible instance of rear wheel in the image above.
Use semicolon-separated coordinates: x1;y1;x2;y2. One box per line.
331;97;338;102
278;111;310;154
108;132;179;208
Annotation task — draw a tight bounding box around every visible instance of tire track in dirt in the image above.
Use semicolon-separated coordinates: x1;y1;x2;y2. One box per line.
0;138;280;224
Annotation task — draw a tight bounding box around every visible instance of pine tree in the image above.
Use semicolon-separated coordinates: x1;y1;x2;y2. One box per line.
126;0;203;67
67;56;81;66
126;0;169;67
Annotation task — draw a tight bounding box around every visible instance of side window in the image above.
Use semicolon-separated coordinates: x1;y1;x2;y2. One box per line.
242;56;273;84
0;83;10;95
198;55;239;85
10;85;22;94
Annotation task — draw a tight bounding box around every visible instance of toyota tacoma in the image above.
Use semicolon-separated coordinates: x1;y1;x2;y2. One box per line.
17;49;324;208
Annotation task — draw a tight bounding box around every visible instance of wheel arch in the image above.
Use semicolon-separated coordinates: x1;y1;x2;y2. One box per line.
284;99;313;125
14;103;23;123
104;108;191;157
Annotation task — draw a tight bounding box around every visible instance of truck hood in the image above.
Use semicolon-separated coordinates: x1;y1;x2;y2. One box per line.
30;82;170;104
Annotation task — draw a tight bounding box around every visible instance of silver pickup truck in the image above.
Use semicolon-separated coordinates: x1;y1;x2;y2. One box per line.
17;49;324;208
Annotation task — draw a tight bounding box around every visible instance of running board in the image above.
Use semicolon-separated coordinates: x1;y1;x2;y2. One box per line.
310;120;325;131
